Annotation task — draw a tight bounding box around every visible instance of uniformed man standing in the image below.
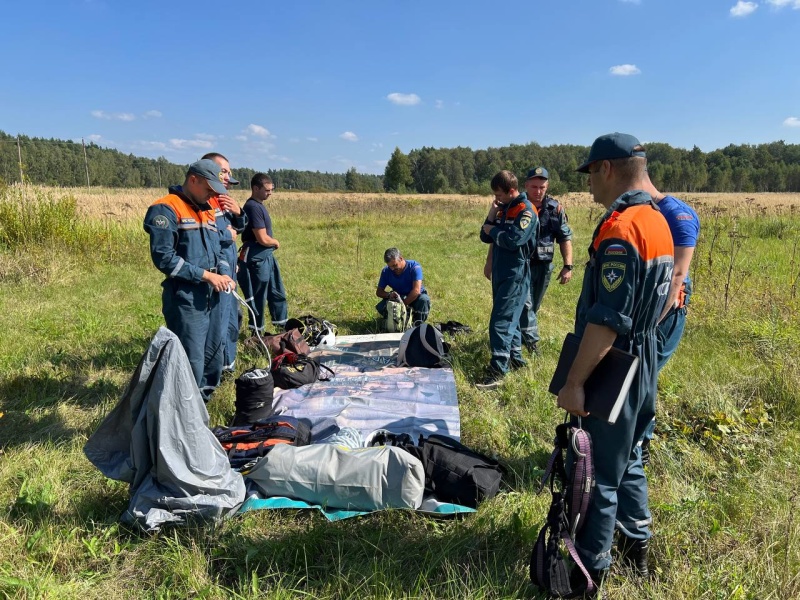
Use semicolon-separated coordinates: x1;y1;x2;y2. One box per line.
143;159;236;401
202;152;247;374
557;133;674;595
477;170;537;390
519;166;574;354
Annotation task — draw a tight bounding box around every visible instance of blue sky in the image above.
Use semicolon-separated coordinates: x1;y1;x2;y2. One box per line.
2;0;799;175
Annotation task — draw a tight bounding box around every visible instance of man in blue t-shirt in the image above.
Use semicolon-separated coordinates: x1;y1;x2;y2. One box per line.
375;248;430;323
639;178;701;465
237;173;288;334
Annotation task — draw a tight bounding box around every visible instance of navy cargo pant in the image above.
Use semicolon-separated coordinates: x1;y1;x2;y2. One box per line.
220;244;240;371
489;267;529;374
520;261;554;347
162;278;224;401
571;334;658;570
237;245;288;333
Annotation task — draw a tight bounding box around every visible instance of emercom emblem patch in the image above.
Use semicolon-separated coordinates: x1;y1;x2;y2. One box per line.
153;215;169;229
602;261;626;292
520;212;532;229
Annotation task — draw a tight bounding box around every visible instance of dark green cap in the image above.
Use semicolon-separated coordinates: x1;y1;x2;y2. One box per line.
187;159;228;195
577;133;646;173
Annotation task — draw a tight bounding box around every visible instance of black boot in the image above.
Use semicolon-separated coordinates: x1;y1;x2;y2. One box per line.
567;565;608;599
617;535;649;577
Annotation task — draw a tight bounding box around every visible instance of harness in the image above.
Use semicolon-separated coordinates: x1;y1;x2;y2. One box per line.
530;421;596;597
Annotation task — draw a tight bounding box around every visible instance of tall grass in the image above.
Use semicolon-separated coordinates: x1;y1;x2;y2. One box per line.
0;187;798;598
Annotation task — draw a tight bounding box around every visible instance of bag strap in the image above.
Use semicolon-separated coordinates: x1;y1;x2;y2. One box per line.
418;323;445;360
317;362;336;381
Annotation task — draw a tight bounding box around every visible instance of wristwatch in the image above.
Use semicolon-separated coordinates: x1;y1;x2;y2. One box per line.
563;265;574;271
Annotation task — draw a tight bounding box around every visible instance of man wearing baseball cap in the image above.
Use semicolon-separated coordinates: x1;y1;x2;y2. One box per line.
202;152;247;375
519;166;573;355
557;133;673;596
144;159;237;401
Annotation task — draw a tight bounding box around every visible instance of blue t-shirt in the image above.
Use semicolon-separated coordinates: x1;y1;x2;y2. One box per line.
377;259;425;296
242;198;273;245
658;195;700;296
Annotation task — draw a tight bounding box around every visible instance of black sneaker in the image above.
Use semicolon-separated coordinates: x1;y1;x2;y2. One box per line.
475;370;504;390
524;342;540;355
509;357;528;371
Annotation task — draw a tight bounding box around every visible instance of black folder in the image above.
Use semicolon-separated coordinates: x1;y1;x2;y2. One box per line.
548;332;640;424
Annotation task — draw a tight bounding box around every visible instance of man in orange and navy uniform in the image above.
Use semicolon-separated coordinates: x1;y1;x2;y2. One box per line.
143;159;237;401
476;170;537;390
557;133;674;595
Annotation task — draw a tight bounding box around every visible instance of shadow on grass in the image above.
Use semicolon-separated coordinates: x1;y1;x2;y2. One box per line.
0;334;154;449
208;509;544;599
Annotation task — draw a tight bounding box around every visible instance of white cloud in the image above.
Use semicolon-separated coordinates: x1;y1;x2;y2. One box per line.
235;135;248;141
87;134;103;142
435;99;444;109
374;160;388;167
91;110;136;121
387;92;422;106
766;0;800;8
143;110;162;119
340;131;359;142
730;1;758;17
289;137;300;143
306;137;318;142
783;117;800;127
609;64;641;76
246;124;272;138
169;138;214;150
194;133;217;141
134;140;168;151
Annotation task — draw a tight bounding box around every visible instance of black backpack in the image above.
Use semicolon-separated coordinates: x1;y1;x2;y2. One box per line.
271;351;335;389
397;323;450;368
530;422;596;597
285;315;337;347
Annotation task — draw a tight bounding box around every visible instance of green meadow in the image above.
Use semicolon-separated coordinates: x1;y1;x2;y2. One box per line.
0;186;798;599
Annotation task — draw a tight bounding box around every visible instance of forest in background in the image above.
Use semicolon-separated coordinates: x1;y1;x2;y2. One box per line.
4;130;800;195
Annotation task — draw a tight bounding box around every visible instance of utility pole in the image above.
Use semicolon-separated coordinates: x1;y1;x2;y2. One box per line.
82;137;91;187
16;136;23;184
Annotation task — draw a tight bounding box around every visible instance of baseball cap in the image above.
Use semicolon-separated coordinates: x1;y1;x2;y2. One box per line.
228;174;240;186
187;159;228;195
576;133;646;173
525;166;549;180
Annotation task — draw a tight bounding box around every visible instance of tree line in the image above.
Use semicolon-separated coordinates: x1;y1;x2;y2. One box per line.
4;130;800;194
383;141;800;195
0;131;384;192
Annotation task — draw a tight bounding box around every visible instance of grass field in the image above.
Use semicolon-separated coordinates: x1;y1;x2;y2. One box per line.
0;185;799;599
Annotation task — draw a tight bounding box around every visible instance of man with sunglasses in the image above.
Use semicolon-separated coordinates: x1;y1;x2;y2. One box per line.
144;159;237;402
237;173;288;335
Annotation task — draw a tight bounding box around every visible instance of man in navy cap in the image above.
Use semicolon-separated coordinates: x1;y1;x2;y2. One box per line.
557;133;674;595
519;166;573;354
144;159;237;401
202;152;247;375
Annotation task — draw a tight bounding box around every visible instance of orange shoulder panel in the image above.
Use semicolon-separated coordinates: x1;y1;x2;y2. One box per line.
505;201;531;219
152;194;216;224
594;205;672;261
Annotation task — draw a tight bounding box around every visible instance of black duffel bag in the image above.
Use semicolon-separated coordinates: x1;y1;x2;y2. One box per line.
402;434;504;508
271;351;335;389
233;368;274;425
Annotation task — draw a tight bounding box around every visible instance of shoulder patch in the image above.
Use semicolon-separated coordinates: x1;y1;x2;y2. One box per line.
676;213;694;221
152;215;169;229
604;244;627;256
601;261;626;292
520;214;531;229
